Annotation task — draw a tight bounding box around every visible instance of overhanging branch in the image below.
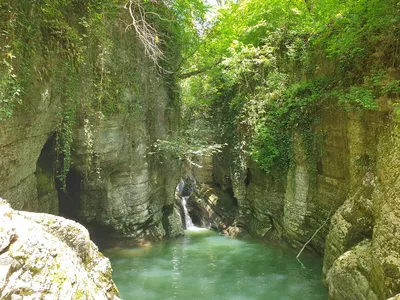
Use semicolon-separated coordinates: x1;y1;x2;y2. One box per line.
178;58;223;79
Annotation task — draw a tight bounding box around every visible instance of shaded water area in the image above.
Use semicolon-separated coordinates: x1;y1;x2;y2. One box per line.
103;230;328;300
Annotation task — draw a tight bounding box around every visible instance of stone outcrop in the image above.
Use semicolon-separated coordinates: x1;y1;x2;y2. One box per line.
206;103;352;249
0;1;183;241
0;198;120;299
0;85;60;214
70;54;182;241
324;104;400;299
188;184;241;232
180;157;250;238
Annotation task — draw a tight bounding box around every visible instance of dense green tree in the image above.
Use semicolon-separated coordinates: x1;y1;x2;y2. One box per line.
180;0;400;172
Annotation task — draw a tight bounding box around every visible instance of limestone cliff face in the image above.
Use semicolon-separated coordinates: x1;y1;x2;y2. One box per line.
0;1;183;241
0;198;120;299
72;91;183;240
203;103;353;248
0;83;59;214
324;103;400;300
192;96;400;298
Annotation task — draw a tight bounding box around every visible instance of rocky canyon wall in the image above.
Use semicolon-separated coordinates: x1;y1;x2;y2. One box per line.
0;1;183;241
188;86;400;299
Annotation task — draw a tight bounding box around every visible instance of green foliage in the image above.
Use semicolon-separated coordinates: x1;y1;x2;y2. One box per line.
318;0;400;77
382;80;400;98
249;78;327;172
250;126;279;172
163;0;207;57
0;57;22;120
0;4;22;120
55;61;79;190
336;86;377;111
56;105;76;191
2;0;200;183
151;135;225;168
0;0;87;121
151;103;225;168
181;0;399;174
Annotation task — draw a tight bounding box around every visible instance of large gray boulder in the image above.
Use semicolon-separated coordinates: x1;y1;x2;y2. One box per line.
0;198;120;300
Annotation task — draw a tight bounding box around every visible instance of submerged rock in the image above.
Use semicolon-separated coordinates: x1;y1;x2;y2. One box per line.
0;198;120;300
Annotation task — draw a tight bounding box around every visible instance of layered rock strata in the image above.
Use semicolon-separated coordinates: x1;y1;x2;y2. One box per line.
191;98;400;298
0;1;183;241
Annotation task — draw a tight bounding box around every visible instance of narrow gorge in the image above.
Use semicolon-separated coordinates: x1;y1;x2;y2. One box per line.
1;0;399;299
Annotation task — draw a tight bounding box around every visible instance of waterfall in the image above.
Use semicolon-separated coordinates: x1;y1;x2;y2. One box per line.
182;196;195;229
177;180;206;232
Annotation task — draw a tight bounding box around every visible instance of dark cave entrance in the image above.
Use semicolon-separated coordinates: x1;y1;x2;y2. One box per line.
35;134;58;213
35;133;82;220
56;168;82;220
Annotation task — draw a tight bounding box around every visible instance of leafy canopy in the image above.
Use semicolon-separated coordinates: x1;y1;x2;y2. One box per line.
180;0;400;172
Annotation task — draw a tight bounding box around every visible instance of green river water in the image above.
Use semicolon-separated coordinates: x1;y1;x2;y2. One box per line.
103;229;328;300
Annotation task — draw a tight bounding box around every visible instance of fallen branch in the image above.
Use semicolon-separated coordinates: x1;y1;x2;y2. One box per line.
296;207;332;260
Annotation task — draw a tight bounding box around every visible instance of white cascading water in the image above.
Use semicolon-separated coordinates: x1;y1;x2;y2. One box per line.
182;196;195;229
177;180;206;232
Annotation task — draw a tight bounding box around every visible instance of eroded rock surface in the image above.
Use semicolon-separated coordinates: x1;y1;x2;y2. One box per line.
323;106;400;299
0;198;120;300
0;1;182;242
193;93;400;298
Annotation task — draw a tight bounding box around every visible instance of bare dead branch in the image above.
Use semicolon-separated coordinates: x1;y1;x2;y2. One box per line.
125;0;164;65
296;207;332;261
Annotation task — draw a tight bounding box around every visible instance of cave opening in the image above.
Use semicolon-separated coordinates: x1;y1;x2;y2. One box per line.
35;134;58;214
36;133;83;221
56;168;82;220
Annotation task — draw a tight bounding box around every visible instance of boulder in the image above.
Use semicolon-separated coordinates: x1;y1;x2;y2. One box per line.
0;198;120;300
